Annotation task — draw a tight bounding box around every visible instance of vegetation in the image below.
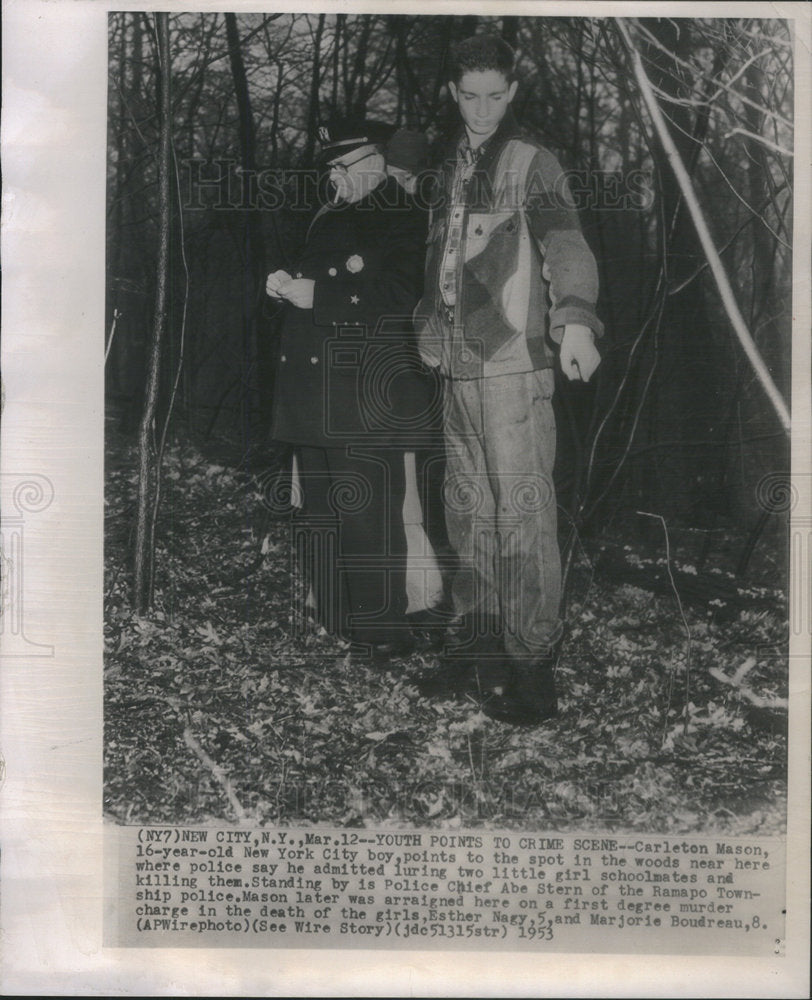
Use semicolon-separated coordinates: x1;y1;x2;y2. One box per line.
105;14;793;829
105;440;787;830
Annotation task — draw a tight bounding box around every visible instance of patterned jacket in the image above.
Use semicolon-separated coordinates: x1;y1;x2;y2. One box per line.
415;110;603;380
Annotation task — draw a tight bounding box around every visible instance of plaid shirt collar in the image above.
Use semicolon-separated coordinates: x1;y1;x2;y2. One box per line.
452;109;523;168
457;133;493;167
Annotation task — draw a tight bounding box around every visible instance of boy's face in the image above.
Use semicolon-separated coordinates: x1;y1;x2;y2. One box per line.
449;69;517;142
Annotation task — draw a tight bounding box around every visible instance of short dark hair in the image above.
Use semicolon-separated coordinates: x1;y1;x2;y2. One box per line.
449;34;516;84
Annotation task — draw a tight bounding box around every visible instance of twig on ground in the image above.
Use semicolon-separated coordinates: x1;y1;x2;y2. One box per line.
182;725;249;824
637;510;692;739
709;658;788;710
558;503;596;620
466;733;477;786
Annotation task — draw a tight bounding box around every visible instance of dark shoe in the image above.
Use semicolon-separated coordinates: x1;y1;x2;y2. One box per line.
410;624;447;653
415;655;511;699
406;606;453;653
351;635;415;666
482;663;558;726
414;658;475;698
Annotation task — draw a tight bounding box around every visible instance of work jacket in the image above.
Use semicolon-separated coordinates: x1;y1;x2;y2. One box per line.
415;110;603;380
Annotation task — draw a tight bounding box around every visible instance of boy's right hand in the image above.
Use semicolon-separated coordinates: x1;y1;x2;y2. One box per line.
266;270;292;298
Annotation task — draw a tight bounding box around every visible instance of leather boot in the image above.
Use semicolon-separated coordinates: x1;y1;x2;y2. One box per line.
350;634;415;668
414;613;505;697
415;653;511;699
482;659;559;725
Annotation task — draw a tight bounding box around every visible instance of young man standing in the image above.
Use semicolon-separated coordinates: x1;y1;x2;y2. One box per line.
415;35;603;724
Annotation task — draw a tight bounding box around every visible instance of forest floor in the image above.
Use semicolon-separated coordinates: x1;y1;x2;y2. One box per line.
104;440;789;833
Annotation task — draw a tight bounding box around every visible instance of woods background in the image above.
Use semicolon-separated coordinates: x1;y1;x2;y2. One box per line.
103;12;794;830
106;12;792;557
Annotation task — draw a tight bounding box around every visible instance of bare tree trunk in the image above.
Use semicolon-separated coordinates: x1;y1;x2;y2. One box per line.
225;12;273;434
393;17;411;126
744;59;780;329
226;13;257;179
115;11;145;434
459;15;478;38
303;14;326;164
633;18;721;510
133;11;172;613
175;15;221;435
570;21;585;164
330;15;342;114
109;14;129;403
271;62;284;162
426;19;459;131
346;15;373;116
501;16;519;49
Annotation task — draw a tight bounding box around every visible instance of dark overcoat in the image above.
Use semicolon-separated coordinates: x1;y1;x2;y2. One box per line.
272;176;436;449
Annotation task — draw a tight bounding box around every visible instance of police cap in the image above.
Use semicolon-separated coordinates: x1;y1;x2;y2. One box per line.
317;117;394;163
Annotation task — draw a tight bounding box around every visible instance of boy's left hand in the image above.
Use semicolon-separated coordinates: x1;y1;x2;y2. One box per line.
560;324;601;382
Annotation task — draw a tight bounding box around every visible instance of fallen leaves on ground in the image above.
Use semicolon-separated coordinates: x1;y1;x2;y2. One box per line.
104;442;788;833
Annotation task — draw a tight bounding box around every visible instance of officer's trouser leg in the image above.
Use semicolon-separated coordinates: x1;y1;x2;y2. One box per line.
330;447;408;643
296;446;347;638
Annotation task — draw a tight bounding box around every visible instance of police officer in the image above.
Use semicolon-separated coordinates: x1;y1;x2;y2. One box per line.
267;118;434;662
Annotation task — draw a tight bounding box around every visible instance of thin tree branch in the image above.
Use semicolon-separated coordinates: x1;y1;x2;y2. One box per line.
637;510;692;737
668;185;788;295
632;18;794;130
133;12;172;612
618;18;790;434
723;127;793;158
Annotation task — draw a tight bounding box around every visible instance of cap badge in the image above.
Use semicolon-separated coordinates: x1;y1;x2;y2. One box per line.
346;255;364;273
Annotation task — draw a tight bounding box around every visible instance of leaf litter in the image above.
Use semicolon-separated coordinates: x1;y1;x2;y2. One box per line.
105;442;788;834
